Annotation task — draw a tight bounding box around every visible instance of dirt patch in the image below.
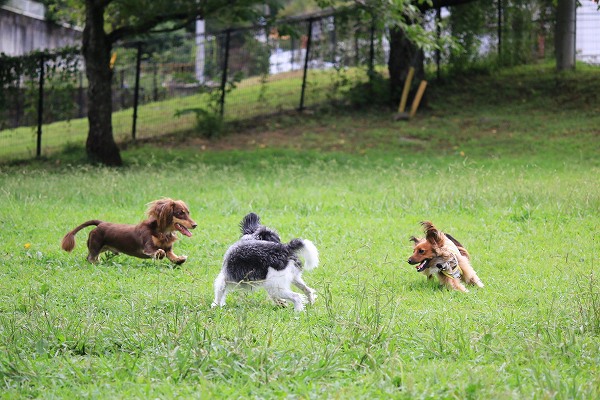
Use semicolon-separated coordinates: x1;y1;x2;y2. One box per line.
130;109;429;154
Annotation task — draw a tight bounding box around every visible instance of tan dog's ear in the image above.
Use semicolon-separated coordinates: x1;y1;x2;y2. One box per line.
421;221;444;247
409;236;420;244
147;198;175;230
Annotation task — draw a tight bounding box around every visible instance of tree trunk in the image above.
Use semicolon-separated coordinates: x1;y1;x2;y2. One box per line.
387;25;425;104
82;0;122;166
555;0;576;71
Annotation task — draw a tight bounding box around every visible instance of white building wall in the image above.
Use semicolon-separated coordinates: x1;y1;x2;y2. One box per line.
0;0;81;56
576;2;600;64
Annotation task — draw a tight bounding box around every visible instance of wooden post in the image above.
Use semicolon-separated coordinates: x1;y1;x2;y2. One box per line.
398;67;415;113
409;80;428;119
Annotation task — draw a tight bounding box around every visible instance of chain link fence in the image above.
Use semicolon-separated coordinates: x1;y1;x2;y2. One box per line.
1;9;387;162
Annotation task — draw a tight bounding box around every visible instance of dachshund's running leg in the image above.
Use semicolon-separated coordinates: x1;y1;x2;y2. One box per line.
86;229;103;263
166;250;187;265
153;249;166;259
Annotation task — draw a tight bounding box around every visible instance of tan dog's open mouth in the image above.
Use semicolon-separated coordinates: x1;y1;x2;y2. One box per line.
416;259;430;272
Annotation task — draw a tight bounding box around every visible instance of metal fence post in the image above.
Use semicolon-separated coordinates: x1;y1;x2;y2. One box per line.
152;62;158;101
219;29;231;117
132;41;142;140
368;18;375;81
498;0;503;59
78;71;85;118
354;30;359;66
299;18;313;111
331;17;337;64
436;7;441;80
291;36;296;70
36;53;44;158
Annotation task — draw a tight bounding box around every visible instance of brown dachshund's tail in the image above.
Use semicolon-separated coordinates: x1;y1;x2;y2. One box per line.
61;220;103;252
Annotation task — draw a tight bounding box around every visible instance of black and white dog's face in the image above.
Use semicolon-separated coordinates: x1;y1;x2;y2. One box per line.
240;212;281;243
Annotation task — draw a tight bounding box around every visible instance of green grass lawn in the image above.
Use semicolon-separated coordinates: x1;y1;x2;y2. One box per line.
0;64;599;398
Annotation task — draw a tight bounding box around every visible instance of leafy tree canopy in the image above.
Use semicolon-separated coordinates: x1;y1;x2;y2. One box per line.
41;0;285;43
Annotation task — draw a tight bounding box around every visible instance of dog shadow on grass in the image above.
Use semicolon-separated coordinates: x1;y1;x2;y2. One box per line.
404;279;449;292
91;253;183;270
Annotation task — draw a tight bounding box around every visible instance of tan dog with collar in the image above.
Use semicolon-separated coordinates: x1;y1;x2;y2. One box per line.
408;221;483;292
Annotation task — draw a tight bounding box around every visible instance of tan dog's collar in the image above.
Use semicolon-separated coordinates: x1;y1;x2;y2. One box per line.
441;263;462;279
439;252;462;279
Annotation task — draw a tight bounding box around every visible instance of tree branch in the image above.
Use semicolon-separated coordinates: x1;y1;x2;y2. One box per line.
107;11;201;44
423;0;478;11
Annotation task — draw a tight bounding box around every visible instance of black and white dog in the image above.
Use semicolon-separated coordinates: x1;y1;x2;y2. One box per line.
212;213;319;311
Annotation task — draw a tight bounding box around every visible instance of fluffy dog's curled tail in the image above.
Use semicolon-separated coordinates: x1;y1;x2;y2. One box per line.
240;213;261;235
288;239;319;271
61;220;102;252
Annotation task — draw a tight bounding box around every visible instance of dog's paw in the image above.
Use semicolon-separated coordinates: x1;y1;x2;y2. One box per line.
174;255;188;265
272;298;288;307
154;249;166;259
298;293;308;304
288;294;308;312
450;282;469;292
293;301;306;312
307;291;317;304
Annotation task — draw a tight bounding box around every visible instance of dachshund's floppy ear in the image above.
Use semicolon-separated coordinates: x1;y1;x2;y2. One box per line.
409;236;421;244
421;221;445;247
147;198;175;230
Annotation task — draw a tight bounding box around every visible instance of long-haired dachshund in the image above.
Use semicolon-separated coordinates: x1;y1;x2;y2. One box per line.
61;198;197;264
408;221;483;292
